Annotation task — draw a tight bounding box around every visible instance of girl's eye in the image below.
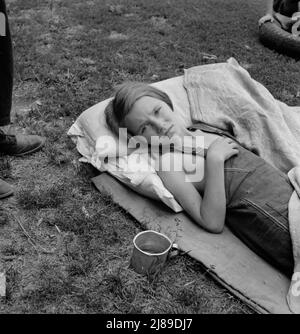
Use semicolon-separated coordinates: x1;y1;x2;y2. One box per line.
141;125;146;134
154;108;159;115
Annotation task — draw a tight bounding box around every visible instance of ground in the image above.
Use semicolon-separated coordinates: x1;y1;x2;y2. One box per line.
0;0;299;314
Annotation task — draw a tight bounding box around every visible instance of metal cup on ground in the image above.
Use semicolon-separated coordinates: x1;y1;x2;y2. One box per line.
130;230;172;276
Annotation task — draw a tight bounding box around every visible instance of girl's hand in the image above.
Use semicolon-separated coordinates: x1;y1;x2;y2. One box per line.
258;14;274;26
207;137;239;162
291;12;300;22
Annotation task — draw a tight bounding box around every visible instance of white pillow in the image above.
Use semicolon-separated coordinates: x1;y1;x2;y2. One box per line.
68;75;193;212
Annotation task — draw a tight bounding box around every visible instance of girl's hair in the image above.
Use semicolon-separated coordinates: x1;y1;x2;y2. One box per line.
105;81;173;137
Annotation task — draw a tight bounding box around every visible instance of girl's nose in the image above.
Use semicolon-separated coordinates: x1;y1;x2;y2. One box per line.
149;115;169;135
156;122;168;135
149;117;162;130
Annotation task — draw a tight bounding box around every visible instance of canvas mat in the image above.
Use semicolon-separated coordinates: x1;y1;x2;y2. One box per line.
92;173;292;314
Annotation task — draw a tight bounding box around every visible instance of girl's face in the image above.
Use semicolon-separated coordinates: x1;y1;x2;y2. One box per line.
123;96;184;142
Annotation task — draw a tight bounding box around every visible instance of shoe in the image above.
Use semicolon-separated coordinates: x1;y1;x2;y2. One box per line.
0;132;45;157
0;179;13;199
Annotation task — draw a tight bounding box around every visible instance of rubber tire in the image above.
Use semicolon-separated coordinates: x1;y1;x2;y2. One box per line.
259;20;300;59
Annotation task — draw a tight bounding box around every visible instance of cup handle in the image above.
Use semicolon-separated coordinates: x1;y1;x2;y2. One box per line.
168;243;180;258
168;243;193;258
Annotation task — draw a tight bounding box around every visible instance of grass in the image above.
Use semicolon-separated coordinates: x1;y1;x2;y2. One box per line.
0;0;299;314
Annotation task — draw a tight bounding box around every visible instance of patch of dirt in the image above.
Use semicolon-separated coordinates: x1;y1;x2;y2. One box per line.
150;16;173;35
75;57;96;65
107;31;129;40
240;62;253;70
108;4;125;15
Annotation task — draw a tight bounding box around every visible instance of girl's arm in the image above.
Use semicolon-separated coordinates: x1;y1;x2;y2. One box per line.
157;137;238;234
266;0;274;14
158;162;225;234
200;153;226;232
259;0;275;26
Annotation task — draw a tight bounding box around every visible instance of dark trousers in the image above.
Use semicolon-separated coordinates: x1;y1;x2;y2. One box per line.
0;0;13;126
189;122;294;277
274;0;299;16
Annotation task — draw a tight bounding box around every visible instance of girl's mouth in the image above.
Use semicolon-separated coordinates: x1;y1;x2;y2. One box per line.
164;125;174;137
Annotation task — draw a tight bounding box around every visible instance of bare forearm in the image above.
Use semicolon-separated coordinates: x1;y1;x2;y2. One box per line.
200;156;226;233
266;0;274;14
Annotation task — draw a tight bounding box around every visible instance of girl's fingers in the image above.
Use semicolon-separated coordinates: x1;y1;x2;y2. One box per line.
226;142;237;149
229;147;239;154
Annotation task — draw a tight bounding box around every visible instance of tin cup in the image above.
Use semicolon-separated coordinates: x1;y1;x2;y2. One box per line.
130;230;172;276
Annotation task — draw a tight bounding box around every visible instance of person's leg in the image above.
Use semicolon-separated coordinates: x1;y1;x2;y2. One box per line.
0;0;14;199
0;0;45;199
273;0;283;13
224;147;294;276
0;0;13;126
274;0;299;16
0;0;45;156
226;193;294;276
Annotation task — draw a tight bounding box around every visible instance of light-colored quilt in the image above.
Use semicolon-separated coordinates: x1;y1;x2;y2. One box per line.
184;57;300;174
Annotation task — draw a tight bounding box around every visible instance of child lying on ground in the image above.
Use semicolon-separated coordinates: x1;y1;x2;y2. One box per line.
105;82;300;313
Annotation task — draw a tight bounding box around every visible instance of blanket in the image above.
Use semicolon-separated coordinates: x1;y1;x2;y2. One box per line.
184;59;300;313
184;58;300;173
